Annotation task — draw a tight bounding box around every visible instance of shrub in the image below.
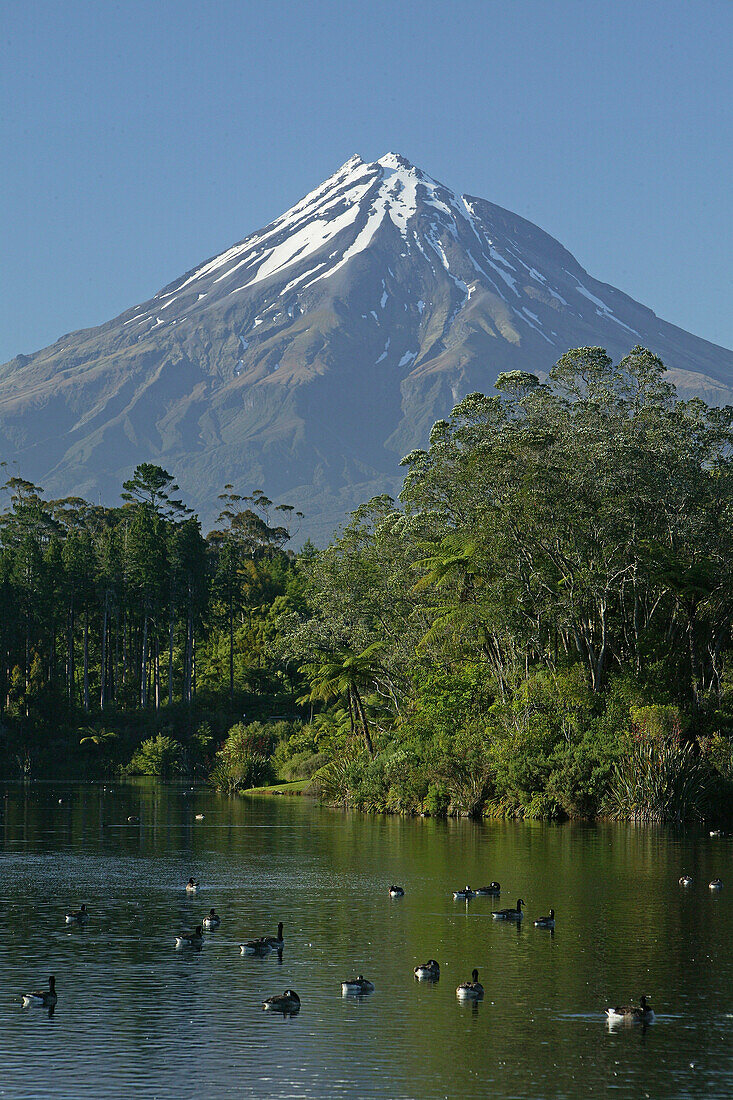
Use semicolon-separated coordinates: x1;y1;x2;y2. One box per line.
313;754;365;804
607;733;712;824
277;750;328;782
385;748;431;813
352;755;391;812
218;721;277;764
425;782;450;817
127;734;182;777
270;724;315;778
209;719;286;792
629;704;686;740
437;726;493;817
699;732;733;780
484;716;557;818
211;751;275;793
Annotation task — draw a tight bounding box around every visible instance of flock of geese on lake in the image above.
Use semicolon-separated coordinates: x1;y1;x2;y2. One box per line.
25;868;718;1024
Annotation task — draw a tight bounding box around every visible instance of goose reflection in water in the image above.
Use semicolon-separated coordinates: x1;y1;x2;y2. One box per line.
605;1013;655;1041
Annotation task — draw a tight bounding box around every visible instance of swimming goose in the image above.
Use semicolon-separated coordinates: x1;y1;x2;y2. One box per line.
240;937;272;956
709;878;723;890
65;904;89;925
264;922;284;950
453;885;476;900
606;995;654;1023
185;878;199;892
456;969;484;1001
414;959;440;981
679;875;693;887
127;816;140;824
195;814;204;821
22;976;57;1008
534;908;555;929
389;885;405;897
202;908;221;929
341;975;375;995
262;989;300;1013
492;898;524;921
175;926;204;948
475;882;501;896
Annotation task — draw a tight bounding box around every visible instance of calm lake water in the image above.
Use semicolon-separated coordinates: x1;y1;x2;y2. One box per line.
1;782;732;1099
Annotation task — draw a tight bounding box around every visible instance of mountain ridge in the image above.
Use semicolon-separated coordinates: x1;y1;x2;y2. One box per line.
1;152;731;542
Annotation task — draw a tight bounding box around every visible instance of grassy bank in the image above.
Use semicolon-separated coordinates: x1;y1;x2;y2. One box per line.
241;779;311;797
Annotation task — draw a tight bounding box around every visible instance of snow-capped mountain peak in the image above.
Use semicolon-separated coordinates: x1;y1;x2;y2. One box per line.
1;152;731;543
155;152;483;306
144;150;638;351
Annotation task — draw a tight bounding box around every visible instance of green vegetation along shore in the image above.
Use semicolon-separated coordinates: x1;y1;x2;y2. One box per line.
3;345;733;824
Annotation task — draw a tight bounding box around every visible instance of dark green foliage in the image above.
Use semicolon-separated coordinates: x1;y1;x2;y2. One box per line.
126;734;183;778
607;735;713;825
284;346;733;822
0;463;304;780
209;720;293;792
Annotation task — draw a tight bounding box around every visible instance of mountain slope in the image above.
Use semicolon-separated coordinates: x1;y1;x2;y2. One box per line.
1;152;731;542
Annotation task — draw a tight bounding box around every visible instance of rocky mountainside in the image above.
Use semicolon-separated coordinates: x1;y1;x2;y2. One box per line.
2;152;731;542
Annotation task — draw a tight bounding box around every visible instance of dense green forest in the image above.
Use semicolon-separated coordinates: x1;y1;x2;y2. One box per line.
4;345;733;823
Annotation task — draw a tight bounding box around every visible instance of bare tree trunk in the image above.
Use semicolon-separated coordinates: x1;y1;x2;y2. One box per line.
185;585;193;705
24;620;30;717
594;597;608;693
123;611;128;688
49;613;56;686
67;598;75;702
140;614;148;708
633;563;641;672
229;593;234;709
168;603;174;707
192;634;197;701
154;637;160;711
110;609;117;703
688;610;700;711
100;592;109;709
83;609;90;713
352;686;374;757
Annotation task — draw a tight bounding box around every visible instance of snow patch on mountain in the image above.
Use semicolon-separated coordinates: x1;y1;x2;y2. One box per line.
574;281;640;336
130;151;659;366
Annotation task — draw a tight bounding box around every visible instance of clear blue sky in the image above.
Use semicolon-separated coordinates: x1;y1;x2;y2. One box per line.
1;0;731;363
